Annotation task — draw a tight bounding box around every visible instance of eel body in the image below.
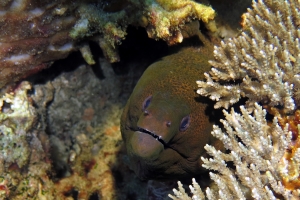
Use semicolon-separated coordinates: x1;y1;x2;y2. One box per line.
121;44;220;180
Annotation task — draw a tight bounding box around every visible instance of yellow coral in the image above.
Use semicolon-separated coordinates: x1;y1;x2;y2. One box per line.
145;0;215;44
272;109;300;190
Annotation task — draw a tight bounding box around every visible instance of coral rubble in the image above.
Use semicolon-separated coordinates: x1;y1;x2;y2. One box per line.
0;0;215;88
170;0;300;199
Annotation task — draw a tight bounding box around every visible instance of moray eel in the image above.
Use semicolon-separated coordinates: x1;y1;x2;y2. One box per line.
121;40;221;180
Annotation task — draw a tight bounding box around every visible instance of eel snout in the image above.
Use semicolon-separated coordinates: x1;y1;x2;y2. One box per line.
128;127;164;160
136;127;168;147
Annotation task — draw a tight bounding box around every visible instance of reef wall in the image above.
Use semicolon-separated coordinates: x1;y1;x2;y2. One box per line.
0;0;257;199
0;0;215;88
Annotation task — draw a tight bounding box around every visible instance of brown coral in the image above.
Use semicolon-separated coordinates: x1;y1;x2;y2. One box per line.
0;0;78;88
269;108;300;191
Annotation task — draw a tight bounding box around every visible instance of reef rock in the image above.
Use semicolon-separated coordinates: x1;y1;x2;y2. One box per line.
0;0;215;88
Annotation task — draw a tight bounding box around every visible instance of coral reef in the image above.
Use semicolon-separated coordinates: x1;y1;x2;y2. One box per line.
142;0;216;45
0;0;78;88
54;133;118;200
0;81;54;199
170;104;299;199
170;0;300;199
35;60;148;199
0;1;257;199
46;62;125;199
71;0;216;50
0;0;215;88
0;54;150;198
269;108;300;191
0;82;35;168
196;0;300;113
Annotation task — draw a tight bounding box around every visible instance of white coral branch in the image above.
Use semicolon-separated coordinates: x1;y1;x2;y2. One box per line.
197;0;300;112
170;103;295;199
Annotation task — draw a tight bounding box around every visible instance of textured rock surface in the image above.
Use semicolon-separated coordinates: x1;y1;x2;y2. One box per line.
0;0;215;88
0;0;78;88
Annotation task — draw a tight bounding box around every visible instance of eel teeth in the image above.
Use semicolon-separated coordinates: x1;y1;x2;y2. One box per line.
136;127;168;148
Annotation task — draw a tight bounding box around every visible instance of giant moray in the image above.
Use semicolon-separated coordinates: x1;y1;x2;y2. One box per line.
121;34;223;180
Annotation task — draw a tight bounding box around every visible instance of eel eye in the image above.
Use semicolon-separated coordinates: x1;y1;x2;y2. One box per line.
142;95;152;110
179;115;190;131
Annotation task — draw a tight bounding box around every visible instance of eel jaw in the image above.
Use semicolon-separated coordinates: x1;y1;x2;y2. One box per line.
128;126;188;159
136;127;169;148
133;127;189;159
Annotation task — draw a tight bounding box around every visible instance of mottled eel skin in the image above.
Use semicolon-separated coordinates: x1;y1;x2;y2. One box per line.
121;41;221;180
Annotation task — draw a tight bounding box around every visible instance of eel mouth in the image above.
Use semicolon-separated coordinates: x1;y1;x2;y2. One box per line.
130;127;168;148
129;126;188;159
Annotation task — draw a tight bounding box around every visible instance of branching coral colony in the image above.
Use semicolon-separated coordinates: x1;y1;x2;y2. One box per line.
196;0;300;113
169;0;300;199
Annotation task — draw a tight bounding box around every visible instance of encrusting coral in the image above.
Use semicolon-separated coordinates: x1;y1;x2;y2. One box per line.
0;82;35;168
0;61;149;199
142;0;216;45
170;0;300;199
0;0;215;88
268;108;300;191
0;0;79;88
196;0;300;113
0;81;54;199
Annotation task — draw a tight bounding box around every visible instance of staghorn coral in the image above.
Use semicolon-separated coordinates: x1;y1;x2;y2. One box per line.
196;0;300;113
169;104;300;199
0;0;215;88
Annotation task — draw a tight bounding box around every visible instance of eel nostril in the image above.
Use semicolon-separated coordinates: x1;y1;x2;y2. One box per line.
144;110;149;116
166;121;171;127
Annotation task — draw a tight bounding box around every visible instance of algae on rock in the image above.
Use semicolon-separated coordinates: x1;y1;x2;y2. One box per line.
0;82;54;199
